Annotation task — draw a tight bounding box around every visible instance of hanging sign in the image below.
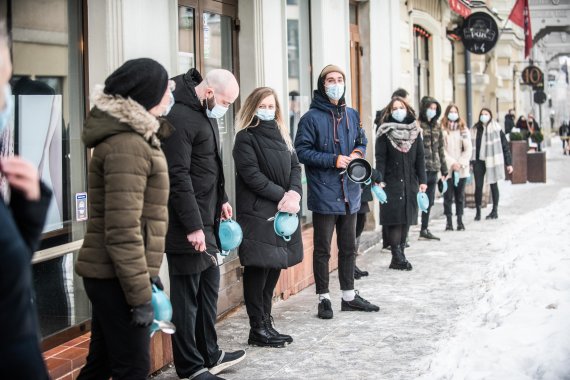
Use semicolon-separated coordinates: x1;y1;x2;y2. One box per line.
461;12;499;54
521;65;544;90
533;90;547;105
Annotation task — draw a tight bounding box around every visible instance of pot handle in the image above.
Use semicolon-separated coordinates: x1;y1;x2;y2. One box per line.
364;178;371;185
282;235;291;242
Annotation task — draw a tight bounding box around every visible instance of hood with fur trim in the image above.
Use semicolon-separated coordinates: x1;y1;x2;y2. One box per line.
83;85;163;149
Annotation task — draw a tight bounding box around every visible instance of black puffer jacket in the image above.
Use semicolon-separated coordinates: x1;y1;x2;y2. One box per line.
375;114;427;226
233;120;303;269
419;96;448;176
162;69;228;274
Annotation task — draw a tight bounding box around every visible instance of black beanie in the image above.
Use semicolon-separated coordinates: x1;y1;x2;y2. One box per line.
104;58;169;110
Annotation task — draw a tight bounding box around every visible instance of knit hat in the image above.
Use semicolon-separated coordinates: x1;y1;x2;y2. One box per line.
317;64;346;101
104;58;169;110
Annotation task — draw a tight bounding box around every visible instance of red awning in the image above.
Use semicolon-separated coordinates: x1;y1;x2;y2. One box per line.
449;0;472;18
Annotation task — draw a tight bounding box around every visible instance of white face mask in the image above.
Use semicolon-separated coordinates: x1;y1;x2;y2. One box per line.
162;91;175;116
448;112;459;122
0;84;13;134
391;108;407;122
256;108;275;121
205;94;229;119
325;84;344;101
426;109;437;121
480;114;491;124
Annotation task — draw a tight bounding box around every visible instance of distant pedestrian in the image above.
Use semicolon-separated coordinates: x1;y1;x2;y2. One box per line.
0;21;51;379
295;64;379;320
504;109;515;135
75;58;173;379
162;68;245;380
375;97;427;271
418;96;448;241
471;108;513;221
515;115;529;138
441;104;472;231
233;87;303;348
527;113;542;152
559;121;570;155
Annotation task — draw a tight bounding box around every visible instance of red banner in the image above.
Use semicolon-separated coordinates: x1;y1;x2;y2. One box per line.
449;0;472;18
508;0;533;58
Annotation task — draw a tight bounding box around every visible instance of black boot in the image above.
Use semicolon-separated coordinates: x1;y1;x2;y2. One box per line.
445;215;454;231
486;208;498;219
420;229;440;240
456;215;465;231
354;265;369;279
389;244;412;271
248;316;287;348
264;314;293;344
474;206;481;221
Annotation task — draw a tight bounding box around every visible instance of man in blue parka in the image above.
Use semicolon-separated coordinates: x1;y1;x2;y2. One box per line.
294;65;379;319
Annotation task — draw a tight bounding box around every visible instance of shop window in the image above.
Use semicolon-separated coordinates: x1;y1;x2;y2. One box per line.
1;0;90;346
286;0;312;225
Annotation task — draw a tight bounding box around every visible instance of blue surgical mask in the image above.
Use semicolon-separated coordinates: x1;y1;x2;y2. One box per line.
205;95;229;119
448;112;459;121
480;114;491;124
0;84;13;134
162;91;174;116
426;109;437;120
391;108;407;122
325;84;344;101
256;108;275;121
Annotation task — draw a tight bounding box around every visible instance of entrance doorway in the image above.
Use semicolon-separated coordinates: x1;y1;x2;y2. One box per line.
349;1;362;112
177;0;242;315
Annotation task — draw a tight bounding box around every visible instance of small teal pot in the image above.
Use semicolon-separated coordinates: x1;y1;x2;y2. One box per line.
218;218;243;254
417;192;429;213
272;211;299;242
150;284;173;336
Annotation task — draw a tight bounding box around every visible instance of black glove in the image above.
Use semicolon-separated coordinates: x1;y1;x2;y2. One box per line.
131;302;154;327
150;276;164;291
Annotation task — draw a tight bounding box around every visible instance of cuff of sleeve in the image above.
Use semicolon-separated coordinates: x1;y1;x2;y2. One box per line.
335;155;341;168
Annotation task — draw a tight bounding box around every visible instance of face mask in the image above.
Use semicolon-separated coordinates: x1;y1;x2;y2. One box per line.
391;108;407;122
205;94;229;119
325;84;344;101
162;91;175;116
426;109;437;120
448;112;459;121
480;114;491;124
0;84;14;134
256;108;275;121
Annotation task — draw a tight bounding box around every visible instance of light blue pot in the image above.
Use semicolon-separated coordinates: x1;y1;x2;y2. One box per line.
150;284;173;335
218;218;243;252
417;192;429;213
273;212;299;242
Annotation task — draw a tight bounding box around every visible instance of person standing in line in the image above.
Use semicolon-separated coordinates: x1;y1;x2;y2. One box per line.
162;68;245;380
471;108;513;221
527;113;542;152
75;58;173;379
0;21;51;379
233;87;303;348
418;96;448;241
295;64;379;320
559;121;570;155
504;109;516;135
375;97;427;271
441;104;472;231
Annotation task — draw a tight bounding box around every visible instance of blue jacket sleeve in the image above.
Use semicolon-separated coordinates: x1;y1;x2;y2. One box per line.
294;116;336;168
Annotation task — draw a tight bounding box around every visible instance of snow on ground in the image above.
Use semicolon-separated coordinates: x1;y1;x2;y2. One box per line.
421;188;570;380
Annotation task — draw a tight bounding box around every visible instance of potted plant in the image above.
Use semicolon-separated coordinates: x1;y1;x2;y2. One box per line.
508;131;528;184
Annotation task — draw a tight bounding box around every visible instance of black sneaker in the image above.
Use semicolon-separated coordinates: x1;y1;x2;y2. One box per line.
191;371;226;380
341;293;379;312
317;298;333;319
209;350;246;375
419;229;440;240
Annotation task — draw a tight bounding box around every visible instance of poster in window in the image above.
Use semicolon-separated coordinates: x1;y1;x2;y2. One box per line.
18;95;64;233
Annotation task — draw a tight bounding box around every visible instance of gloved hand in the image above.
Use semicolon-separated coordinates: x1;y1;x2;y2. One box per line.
150;276;164;291
131;302;154;327
278;190;301;214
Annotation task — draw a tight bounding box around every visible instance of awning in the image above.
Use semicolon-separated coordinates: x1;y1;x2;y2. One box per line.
449;0;472;18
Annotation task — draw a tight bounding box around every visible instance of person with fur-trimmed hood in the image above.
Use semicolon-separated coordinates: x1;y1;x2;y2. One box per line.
418;96;448;241
295;64;379;320
76;58;173;378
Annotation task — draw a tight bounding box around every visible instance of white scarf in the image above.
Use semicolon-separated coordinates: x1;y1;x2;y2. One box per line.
472;120;505;184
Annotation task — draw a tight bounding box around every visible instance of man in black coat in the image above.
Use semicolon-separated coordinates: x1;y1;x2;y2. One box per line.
162;68;245;380
504;109;515;135
0;25;51;378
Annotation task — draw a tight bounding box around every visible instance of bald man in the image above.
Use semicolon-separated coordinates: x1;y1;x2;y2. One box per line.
163;68;244;380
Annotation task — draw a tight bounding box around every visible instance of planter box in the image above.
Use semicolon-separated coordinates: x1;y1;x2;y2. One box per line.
527;151;546;183
507;141;528;184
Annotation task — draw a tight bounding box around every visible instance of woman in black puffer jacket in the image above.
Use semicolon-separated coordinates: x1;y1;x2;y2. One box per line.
233;87;303;348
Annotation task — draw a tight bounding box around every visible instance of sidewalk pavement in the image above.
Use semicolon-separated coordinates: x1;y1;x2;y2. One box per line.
153;139;570;380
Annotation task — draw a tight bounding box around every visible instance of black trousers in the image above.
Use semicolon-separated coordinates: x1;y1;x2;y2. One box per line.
443;176;466;216
356;212;367;239
78;278;150;380
169;265;221;378
473;160;499;209
385;224;409;249
242;266;281;324
421;171;439;230
313;211;356;294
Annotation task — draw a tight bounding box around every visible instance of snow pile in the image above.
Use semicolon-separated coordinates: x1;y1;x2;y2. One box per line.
421;188;570;380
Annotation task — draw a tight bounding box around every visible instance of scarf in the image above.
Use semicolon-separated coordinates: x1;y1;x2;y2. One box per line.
472;120;504;184
377;121;421;153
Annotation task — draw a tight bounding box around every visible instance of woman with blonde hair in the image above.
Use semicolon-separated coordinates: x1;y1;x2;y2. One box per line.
232;87;303;348
441;104;472;231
